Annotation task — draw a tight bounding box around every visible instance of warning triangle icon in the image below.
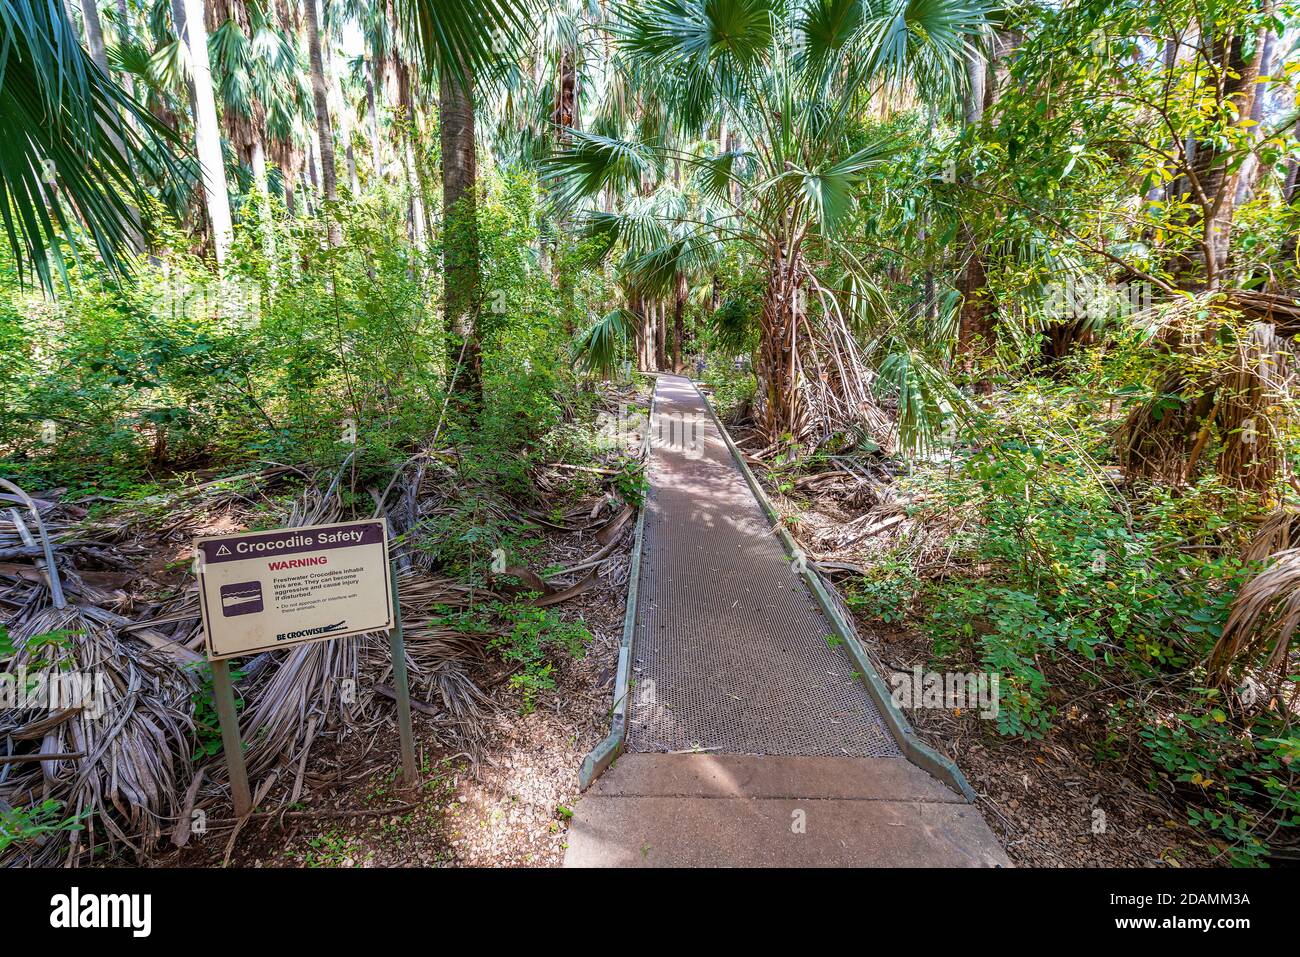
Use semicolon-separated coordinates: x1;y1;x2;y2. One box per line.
216;545;232;556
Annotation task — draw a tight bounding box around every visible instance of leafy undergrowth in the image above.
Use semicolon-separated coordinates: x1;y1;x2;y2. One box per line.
739;372;1299;867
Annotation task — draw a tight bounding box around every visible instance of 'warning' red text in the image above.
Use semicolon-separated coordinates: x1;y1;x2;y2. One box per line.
267;557;328;571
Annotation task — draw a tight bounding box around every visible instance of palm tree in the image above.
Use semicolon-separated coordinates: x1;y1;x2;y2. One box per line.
0;0;177;289
548;0;987;440
180;0;234;262
398;0;543;400
302;0;339;240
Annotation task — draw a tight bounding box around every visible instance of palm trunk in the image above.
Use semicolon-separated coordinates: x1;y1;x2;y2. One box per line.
1235;30;1276;207
1179;16;1270;288
654;299;667;371
396;60;426;249
323;40;359;196
552;47;578;324
113;0;139;131
180;0;233;264
553;48;577;139
303;0;337;243
672;273;686;372
756;246;805;439
366;62;383;181
81;0;145;251
440;65;482;399
956;34;994;388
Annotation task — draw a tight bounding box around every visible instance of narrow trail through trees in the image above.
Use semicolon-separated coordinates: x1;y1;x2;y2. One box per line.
565;377;1008;867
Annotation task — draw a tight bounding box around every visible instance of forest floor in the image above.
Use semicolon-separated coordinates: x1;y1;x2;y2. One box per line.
0;379;652;869
743;443;1222;869
20;372;1228;869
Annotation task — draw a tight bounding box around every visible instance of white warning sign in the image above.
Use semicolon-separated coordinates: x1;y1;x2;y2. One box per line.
196;520;393;660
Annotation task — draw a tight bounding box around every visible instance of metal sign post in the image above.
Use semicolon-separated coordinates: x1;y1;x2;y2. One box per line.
208;659;252;817
387;565;418;789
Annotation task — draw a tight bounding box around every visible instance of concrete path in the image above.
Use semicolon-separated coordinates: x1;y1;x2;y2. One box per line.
565;376;1008;867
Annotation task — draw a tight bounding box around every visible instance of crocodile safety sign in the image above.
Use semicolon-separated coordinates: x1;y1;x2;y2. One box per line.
196;519;393;660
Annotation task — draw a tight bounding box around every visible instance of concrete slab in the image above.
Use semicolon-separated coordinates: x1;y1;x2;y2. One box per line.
589;753;965;803
568;378;1011;867
563;793;1010;868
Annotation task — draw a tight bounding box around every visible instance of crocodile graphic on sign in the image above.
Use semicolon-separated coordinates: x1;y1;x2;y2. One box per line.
220;581;263;616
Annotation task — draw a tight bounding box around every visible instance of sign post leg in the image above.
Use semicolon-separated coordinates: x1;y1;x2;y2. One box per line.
210;658;252;817
388;567;418;789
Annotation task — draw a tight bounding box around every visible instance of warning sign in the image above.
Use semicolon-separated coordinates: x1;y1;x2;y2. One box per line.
196;520;393;660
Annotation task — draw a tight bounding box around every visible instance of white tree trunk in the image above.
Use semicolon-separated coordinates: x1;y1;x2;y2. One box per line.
181;0;232;264
366;61;383;181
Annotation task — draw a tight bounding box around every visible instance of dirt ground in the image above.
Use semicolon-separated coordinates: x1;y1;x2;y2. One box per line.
859;619;1218;867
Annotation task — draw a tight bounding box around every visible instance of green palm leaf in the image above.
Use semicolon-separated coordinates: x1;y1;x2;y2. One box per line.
574;307;637;375
396;0;543;86
0;0;180;289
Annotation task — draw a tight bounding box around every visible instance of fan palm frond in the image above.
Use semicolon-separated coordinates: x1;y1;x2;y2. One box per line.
0;0;180;289
574;307;637;375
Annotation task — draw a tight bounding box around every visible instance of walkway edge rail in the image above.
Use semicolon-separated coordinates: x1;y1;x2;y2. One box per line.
578;381;656;790
694;381;977;803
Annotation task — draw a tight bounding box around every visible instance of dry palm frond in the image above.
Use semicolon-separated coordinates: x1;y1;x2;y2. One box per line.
1208;547;1300;685
0;458;497;866
1119;301;1297;490
1222;289;1300;335
1;601;196;867
1215;322;1294;492
782;271;894;450
1244;507;1300;562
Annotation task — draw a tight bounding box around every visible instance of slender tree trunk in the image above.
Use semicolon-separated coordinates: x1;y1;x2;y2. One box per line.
79;0;110;75
1207;17;1270;282
1179;15;1269;288
81;0;148;252
114;0;138;130
323;39;359;196
550;47;579;322
630;293;645;371
303;0;337;243
956;33;994;389
654;299;668;371
180;0;233;264
440;65;482;399
366;62;383;181
672;273;686;372
1235;30;1276;207
396;60;426;249
282;149;298;216
250;137;275;275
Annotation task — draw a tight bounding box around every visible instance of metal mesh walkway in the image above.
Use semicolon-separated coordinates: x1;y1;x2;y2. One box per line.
625;376;900;758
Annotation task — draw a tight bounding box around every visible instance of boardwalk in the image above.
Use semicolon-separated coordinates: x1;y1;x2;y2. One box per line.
565;376;1008;867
